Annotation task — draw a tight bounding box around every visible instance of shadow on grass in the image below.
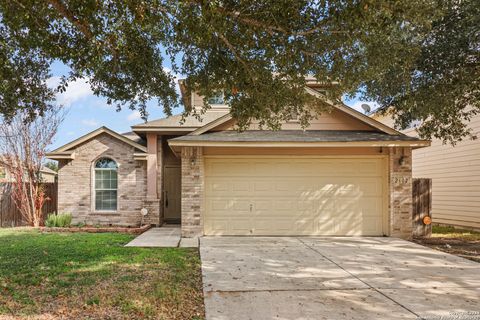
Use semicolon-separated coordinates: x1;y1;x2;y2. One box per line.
0;229;204;319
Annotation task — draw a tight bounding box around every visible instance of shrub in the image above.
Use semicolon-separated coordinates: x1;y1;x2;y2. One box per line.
44;213;72;227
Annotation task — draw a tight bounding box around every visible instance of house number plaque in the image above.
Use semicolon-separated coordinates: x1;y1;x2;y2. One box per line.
393;177;411;185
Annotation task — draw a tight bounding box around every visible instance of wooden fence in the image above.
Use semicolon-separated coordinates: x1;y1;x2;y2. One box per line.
412;178;432;237
0;182;57;227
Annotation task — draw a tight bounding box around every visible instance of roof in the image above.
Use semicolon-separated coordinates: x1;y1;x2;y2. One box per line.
171;130;422;143
40;167;57;175
168;130;430;150
131;111;229;132
47;126;147;160
121;131;146;146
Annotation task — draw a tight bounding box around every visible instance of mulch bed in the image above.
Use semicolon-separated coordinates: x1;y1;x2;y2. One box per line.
413;237;480;263
39;224;151;234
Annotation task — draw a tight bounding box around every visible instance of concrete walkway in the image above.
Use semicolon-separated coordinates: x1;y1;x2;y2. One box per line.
125;226;199;247
200;237;480;320
125;226;180;247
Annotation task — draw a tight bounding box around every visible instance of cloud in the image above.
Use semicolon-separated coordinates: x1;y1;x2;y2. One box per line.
127;110;142;121
81;119;99;127
47;76;94;107
163;67;181;82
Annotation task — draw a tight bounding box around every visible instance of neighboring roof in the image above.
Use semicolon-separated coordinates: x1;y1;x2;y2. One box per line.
131;110;228;132
47;126;147;159
40;167;57;175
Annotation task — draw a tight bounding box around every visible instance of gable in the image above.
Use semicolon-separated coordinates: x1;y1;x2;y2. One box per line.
211;108;379;132
75;132;136;154
190;86;401;136
46;127;147;160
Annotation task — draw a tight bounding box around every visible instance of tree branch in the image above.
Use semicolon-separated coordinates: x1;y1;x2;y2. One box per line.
216;32;250;71
47;0;93;39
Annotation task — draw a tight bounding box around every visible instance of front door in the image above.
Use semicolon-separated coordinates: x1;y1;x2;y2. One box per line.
164;166;181;223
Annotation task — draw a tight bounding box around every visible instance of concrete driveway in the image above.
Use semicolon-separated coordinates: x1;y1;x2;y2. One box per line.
200;237;480;320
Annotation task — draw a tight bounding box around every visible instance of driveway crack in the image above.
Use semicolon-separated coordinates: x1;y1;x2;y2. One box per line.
296;238;424;320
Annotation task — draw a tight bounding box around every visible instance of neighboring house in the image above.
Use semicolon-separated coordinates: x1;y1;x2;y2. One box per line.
373;111;480;231
0;165;57;183
46;81;430;239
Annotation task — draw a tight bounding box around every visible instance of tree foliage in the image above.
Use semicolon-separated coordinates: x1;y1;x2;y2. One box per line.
44;161;59;172
0;0;478;142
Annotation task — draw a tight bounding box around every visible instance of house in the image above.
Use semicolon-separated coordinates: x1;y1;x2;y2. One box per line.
46;82;430;239
373;110;480;231
0;164;57;183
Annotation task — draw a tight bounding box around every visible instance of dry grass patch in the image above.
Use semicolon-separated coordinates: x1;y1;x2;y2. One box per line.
0;229;204;319
414;226;480;263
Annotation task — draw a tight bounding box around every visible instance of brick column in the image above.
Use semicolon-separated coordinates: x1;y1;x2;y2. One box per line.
146;133;158;198
181;146;204;237
144;133;160;225
389;147;413;239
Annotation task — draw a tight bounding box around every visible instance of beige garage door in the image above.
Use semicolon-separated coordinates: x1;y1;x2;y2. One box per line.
204;156;387;236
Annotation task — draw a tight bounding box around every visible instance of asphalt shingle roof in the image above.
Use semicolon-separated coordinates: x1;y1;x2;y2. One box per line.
170;130;421;143
132;111;228;128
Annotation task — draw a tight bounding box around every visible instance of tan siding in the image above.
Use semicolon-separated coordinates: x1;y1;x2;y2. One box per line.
214;109;377;132
371;113;396;128
375;112;480;230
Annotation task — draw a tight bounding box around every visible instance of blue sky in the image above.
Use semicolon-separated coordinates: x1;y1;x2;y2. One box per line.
48;61;377;151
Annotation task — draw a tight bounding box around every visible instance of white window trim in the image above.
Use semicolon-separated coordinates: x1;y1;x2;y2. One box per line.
91;157;119;214
207;91;226;106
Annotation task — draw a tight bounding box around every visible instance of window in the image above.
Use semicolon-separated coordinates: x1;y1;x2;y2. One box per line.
207;92;225;105
94;158;118;211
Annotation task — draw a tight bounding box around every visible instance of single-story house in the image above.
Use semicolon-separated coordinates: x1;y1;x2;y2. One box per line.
47;82;430;239
372;110;480;231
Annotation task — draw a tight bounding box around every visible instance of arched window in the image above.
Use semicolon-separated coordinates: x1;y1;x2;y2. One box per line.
94;158;118;211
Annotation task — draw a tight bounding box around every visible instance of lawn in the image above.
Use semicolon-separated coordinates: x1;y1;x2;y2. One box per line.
0;228;204;319
414;225;480;263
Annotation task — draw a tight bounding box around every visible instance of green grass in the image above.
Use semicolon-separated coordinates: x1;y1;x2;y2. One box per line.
0;228;204;319
432;225;480;241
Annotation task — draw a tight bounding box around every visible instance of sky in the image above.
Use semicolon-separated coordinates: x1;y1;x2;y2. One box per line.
47;61;378;151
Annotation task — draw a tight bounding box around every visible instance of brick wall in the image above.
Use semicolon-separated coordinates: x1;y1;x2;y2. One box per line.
389;147;413;239
181;146;204;237
57;133;158;226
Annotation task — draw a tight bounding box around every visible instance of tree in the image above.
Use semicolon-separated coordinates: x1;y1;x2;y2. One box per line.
0;1;478;142
0;108;64;227
44;161;59;172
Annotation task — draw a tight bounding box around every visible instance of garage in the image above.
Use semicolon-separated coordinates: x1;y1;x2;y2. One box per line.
204;156;387;236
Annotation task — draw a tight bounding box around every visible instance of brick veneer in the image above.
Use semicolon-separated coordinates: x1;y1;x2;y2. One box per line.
181;146;204;237
57;133;159;226
389;147;413;239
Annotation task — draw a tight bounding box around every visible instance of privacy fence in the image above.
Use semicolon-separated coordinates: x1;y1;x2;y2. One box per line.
412;178;433;237
0;182;57;227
